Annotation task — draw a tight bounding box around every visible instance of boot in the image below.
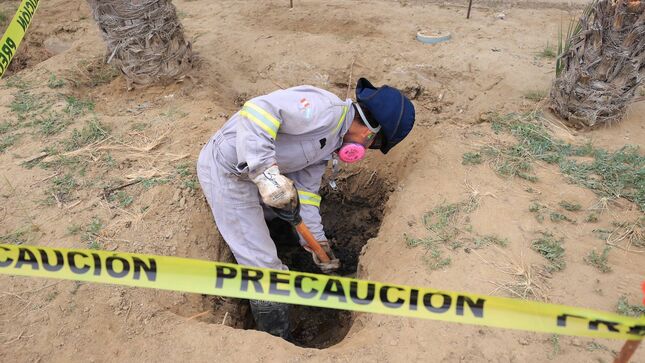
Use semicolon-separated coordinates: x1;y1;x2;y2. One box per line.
249;300;292;340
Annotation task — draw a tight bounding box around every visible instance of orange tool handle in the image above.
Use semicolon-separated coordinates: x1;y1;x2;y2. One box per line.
295;222;331;263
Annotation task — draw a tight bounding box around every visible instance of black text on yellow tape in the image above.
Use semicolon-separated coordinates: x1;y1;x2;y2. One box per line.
0;0;40;78
1;244;643;340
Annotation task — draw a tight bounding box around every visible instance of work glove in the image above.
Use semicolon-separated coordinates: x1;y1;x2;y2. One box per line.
304;241;341;274
252;165;297;210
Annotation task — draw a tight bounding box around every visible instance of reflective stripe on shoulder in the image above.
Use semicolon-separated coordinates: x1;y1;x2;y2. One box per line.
297;190;321;207
332;106;349;134
241;102;281;139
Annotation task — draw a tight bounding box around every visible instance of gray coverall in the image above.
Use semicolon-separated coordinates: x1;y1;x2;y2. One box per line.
197;86;355;270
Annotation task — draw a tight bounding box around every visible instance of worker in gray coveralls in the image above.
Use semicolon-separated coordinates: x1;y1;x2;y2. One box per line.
197;78;415;339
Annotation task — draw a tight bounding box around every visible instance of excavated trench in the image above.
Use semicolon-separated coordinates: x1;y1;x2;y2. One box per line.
271;170;394;348
206;169;394;348
169;169;394;348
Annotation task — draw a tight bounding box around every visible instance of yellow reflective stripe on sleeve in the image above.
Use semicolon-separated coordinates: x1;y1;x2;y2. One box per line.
298;190;321;207
239;110;278;139
244;102;281;128
243;102;281;139
332;106;349;134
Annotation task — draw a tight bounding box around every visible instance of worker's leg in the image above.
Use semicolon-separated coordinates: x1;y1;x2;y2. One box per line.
249;300;291;340
197;138;286;270
197;139;291;340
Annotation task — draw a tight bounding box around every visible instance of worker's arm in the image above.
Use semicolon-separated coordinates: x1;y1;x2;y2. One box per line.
284;159;329;244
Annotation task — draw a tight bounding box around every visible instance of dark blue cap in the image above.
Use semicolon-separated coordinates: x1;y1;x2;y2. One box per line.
355;78;415;154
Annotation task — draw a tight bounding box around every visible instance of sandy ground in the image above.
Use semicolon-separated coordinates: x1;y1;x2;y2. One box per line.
0;0;643;362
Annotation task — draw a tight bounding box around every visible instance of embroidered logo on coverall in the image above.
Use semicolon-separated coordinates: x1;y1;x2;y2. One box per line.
299;98;313;119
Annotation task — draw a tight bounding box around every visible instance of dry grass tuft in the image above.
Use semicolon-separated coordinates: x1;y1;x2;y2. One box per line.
473;248;550;301
605;217;645;253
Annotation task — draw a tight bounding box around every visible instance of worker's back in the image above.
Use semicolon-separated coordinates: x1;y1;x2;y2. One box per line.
214;86;355;176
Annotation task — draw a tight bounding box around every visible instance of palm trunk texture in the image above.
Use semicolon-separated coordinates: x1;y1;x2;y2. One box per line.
550;0;644;128
87;0;194;89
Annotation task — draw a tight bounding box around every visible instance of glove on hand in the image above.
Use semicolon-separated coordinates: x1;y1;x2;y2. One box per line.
304;241;341;274
252;165;297;209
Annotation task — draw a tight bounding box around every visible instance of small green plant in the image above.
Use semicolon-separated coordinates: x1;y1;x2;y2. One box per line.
523;90;547;102
161;108;188;119
405;234;428;248
548;334;561;359
101;155;116;169
141;177;170;189
0;121;11;134
559;145;644;211
4;76;30;89
616;296;645;317
0;10;8;25
49;174;78;203
82;217;103;249
559;200;581;212
67;224;82;235
110;191;133;208
44;290;59;302
10;91;41;116
462;152;482;165
480;112;644;211
405;235;452;270
47;74;65;88
584;213;599;223
183;179;198;191
0;228;27;245
481;144;538;182
422;203;461;243
176;163;198;191
64;96;94;116
549;212;574;223
584;246;612;273
585;342;609;352
529;202;546;222
422;249;452;270
40;155;86;174
175;163;193;177
64;119;109;151
531;232;566;272
36;112;70;136
474;235;508;248
0;134;19;153
538;42;556;59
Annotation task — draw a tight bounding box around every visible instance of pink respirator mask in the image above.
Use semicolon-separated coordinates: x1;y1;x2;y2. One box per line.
337;104;382;163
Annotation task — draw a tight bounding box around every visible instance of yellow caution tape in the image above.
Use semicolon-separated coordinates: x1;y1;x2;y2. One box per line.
0;0;40;78
1;244;643;340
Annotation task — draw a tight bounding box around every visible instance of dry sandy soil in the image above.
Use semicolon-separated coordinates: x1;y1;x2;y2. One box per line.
0;0;644;362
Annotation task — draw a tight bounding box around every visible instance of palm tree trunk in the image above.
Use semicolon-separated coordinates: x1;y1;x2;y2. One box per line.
550;0;644;128
87;0;194;89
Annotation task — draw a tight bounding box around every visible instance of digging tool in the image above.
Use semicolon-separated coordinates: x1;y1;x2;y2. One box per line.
271;192;331;264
